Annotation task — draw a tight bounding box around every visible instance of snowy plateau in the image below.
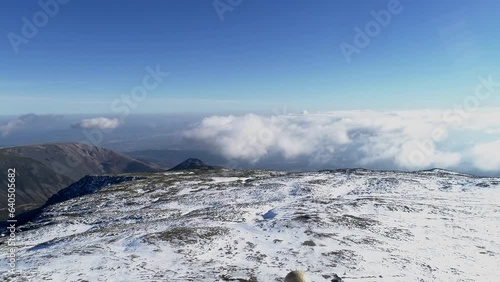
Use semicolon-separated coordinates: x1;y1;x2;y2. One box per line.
1;168;499;281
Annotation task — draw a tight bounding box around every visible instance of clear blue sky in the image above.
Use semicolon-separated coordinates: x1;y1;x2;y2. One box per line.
1;0;499;114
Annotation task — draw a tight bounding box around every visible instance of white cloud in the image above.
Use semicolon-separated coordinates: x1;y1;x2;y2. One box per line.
73;117;121;130
471;140;500;171
185;109;500;171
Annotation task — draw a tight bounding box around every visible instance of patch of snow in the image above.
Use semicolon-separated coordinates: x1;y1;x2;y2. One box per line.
1;170;499;281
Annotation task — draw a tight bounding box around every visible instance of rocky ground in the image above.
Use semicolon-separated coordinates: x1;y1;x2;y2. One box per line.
1;168;499;281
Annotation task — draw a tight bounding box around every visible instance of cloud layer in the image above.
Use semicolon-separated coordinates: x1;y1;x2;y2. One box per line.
471;140;500;172
0;114;63;136
185;109;500;172
73;117;121;130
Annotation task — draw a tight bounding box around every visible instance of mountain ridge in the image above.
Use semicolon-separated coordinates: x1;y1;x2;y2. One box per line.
0;142;163;221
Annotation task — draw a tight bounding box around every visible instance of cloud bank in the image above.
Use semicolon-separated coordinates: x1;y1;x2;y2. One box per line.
185;109;500;172
0;114;63;136
73;117;121;130
471;140;500;172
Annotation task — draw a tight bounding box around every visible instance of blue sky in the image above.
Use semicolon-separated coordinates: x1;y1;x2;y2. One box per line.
1;0;500;114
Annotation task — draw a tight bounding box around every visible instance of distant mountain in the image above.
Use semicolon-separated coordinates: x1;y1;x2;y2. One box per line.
0;143;162;221
168;158;216;171
0;151;73;219
127;149;226;169
3;143;162;180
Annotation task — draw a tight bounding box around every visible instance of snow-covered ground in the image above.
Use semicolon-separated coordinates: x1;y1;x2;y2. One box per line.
1;169;499;281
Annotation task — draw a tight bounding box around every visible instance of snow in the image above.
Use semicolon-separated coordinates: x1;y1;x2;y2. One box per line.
210;177;251;183
1;169;499;281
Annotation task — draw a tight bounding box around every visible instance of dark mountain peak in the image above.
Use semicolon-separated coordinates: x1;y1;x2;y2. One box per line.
168;158;214;171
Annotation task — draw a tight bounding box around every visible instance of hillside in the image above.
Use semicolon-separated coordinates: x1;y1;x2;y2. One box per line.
0;152;73;218
1;168;498;281
0;143;162;221
3;143;162;180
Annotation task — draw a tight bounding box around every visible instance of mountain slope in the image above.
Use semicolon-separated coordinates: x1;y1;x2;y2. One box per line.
1;169;499;281
0;143;163;221
3;143;162;180
0;151;73;217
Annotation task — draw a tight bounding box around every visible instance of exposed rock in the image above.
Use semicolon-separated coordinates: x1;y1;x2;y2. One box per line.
331;274;343;282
